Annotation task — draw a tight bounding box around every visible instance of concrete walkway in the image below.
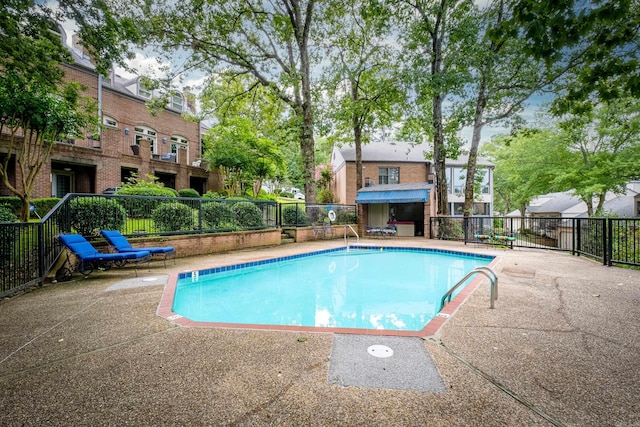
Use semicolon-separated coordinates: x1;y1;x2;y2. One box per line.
0;240;638;426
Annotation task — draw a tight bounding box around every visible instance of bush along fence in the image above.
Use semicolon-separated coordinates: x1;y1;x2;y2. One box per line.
430;216;640;268
0;194;358;297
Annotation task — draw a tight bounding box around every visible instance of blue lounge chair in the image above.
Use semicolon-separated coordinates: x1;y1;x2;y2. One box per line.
57;233;151;279
101;230;175;267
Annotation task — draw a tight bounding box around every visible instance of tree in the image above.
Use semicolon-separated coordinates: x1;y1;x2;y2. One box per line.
124;0;320;201
319;0;405;194
481;129;569;216
555;98;640;215
199;73;288;195
504;0;640;114
0;75;95;220
203;117;284;196
0;1;136;221
399;0;477;215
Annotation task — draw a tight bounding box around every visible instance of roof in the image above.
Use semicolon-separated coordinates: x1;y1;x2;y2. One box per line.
355;183;433;204
340;142;429;163
527;192;584;215
337;141;494;166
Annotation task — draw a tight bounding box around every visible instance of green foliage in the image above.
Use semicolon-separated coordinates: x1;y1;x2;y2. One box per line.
201;201;236;229
151;203;193;232
232;202;265;228
203;116;284;197
0;205;18;223
70;197;128;237
117;174;178;217
31;198;60;218
0;73;97;220
281;204;308;226
335;209;357;225
202;191;224;199
317;189;336;204
178;188;200;198
0;197;21;217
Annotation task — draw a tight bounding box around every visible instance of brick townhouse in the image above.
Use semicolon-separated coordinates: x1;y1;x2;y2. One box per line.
0;25;222;199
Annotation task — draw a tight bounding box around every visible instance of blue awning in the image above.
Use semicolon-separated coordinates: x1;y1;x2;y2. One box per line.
355;189;430;204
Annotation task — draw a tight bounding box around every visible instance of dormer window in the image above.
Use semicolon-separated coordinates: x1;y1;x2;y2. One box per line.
171;93;183;111
138;86;151;99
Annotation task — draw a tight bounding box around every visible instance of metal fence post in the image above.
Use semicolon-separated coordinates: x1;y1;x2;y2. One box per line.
37;222;45;282
606;219;613;266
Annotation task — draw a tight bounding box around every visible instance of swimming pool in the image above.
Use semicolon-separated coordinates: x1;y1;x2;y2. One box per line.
165;247;494;335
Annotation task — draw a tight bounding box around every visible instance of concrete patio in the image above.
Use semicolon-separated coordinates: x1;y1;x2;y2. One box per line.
1;239;638;426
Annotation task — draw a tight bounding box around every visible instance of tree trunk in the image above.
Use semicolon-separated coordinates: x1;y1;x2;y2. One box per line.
463;82;487;218
352;80;363;193
433;93;449;215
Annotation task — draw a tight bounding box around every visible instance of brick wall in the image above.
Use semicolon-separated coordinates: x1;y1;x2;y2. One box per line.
342;161;430;204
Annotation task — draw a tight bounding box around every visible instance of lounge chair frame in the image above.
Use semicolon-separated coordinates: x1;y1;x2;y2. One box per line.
100;230;176;267
57;234;151;280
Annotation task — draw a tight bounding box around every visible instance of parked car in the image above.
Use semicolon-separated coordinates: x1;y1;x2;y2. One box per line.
294;191;305;200
102;187;121;195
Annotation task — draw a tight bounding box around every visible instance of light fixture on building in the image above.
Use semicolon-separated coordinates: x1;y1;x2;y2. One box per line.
124;128;130;135
63;167;72;172
162;137;168;144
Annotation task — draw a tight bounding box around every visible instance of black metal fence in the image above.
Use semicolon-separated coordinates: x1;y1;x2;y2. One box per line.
0;194;357;297
430;216;640;267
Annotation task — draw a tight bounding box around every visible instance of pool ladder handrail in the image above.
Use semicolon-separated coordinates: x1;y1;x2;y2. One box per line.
440;266;498;311
344;224;360;247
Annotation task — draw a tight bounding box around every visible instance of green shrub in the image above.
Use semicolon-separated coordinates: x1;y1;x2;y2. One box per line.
151;202;193;232
0;197;21;217
281;204;308;226
335;209;357;224
232;201;265;228
116;186;177;218
317;189;336;204
70;197;128;237
178;188;200;198
201;201;235;229
31;198;60;218
0;205;17;223
202;191;223;199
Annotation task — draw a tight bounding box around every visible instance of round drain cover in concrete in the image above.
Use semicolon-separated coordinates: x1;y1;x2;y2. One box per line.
367;345;394;358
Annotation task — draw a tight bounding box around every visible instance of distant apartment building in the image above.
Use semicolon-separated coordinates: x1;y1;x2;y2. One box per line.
0;26;222;199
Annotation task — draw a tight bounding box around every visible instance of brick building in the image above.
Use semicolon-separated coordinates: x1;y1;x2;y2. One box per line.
331;141;494;237
0;27;222;199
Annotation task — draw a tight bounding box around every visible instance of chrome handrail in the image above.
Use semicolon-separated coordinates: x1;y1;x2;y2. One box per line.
440;266;498;311
344;224;360;248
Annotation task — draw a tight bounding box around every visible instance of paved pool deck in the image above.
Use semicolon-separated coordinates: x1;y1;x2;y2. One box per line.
1;239;638;426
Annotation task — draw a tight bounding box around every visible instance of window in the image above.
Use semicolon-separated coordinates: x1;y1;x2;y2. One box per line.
134;126;157;156
103;116;117;128
138;86;151;99
170;135;188;162
170;93;183;112
637;200;640;216
378;167;399;185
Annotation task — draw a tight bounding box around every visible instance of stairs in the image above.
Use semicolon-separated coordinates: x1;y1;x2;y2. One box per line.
281;230;295;244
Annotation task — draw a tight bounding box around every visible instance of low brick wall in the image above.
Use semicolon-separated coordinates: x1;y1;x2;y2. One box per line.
284;225;356;242
127;229;282;258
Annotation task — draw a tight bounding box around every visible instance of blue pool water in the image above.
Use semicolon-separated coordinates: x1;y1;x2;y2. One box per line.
173;247;493;332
